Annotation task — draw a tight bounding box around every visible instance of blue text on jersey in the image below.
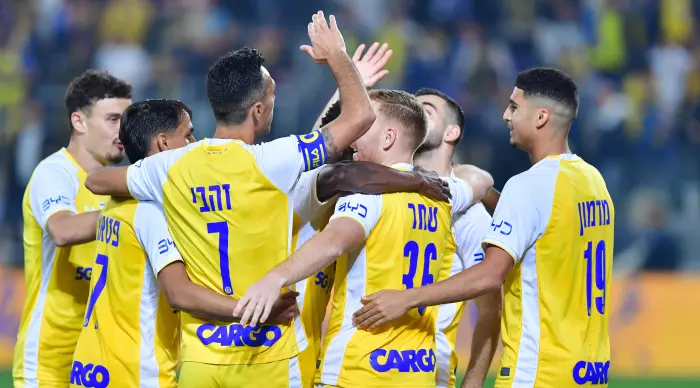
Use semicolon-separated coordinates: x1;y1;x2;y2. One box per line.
296;130;328;171
191;184;232;213
96;215;120;247
337;201;367;218
572;360;609;385
75;266;92;281
408;203;438;232
577;199;612;236
369;348;436;373
41;195;71;212
70;361;110;388
197;323;282;347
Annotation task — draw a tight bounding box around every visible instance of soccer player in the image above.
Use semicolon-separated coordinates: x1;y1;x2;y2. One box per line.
70;99;298;388
412;88;502;388
84;11;378;388
234;89;480;388
293;100;455;388
354;68;615;388
13;70;132;387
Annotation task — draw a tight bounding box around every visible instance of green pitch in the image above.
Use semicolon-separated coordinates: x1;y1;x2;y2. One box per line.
463;375;700;388
0;370;698;387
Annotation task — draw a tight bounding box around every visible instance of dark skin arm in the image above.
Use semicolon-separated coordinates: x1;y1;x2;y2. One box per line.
481;188;501;214
315;161;451;203
158;261;298;324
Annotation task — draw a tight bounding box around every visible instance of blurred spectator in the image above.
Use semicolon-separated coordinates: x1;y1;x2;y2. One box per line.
0;0;696;270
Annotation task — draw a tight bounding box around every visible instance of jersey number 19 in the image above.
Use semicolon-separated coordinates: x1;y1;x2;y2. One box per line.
584;240;607;316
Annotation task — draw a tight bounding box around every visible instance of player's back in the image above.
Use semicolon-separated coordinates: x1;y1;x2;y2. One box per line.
14;149;108;384
71;198;180;388
128;137;311;366
488;155;614;388
320;168;455;388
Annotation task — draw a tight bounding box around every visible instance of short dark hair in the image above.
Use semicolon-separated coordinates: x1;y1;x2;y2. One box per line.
415;88;465;144
119;99;193;163
514;67;579;121
65;70;133;131
369;89;428;151
206;47;266;125
320;101;341;127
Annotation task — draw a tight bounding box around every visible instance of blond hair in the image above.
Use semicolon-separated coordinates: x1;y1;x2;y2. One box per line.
369;89;428;151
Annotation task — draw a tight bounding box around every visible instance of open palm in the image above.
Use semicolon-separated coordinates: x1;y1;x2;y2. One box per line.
352;42;393;88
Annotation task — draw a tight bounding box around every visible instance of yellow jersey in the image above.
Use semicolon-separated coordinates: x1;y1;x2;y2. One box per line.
435;201;492;388
70;199;182;388
483;155;614;388
14;148;108;384
290;168;339;387
125;133;328;366
318;164;473;388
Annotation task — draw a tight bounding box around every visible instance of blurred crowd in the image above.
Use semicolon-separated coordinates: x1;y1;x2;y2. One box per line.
0;0;698;271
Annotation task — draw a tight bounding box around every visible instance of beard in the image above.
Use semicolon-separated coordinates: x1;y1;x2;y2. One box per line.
106;150;125;164
417;131;443;154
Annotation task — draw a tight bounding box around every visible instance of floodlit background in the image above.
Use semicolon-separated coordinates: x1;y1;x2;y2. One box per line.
0;0;699;386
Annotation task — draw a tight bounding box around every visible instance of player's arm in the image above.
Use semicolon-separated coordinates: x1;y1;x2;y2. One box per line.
312;42;392;129
301;13;376;163
29;163;99;247
158;262;297;324
452;164;494;206
353;176;537;329
235;193;379;326
84;166;130;197
86;147;184;202
462;290;501;388
134;202;297;323
316;161;450;202
481;188;501;214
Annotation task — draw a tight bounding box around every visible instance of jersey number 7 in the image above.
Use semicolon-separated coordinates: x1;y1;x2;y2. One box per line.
402;241;437;315
83;254;109;328
207;221;234;295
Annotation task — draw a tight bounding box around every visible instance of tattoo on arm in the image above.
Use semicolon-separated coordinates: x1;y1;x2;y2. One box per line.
321;126;342;163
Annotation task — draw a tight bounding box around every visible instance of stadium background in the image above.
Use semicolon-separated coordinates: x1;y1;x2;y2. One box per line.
0;0;699;386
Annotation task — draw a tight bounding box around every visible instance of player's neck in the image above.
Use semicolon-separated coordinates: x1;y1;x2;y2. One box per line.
213;123;255;144
377;152;413;168
414;146;453;177
66;140;105;173
529;140;571;165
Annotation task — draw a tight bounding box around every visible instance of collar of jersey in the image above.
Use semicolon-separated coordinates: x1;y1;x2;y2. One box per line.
391;162;414;172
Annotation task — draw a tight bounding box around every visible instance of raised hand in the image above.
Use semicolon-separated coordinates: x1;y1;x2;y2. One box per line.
300;11;346;65
352;42;393;88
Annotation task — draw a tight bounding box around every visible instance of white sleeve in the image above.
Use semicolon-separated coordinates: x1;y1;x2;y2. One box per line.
454;203;492;269
290;167;334;224
246;130;329;194
134;202;183;275
329;193;382;238
482;175;539;262
445;177;474;215
29;161;79;230
126;144;192;203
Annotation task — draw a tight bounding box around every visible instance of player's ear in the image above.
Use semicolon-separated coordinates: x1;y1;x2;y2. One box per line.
156;133;169;151
444;125;461;143
70;111;88;135
382;127;396;150
251;101;263;124
535;108;549;129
